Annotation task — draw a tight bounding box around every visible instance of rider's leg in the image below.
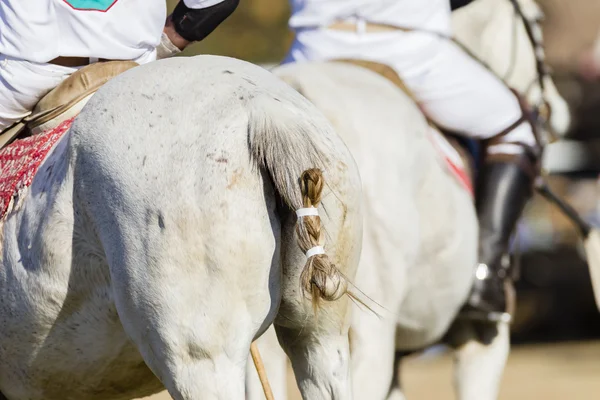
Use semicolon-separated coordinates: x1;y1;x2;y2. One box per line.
398;39;539;323
0;55;75;131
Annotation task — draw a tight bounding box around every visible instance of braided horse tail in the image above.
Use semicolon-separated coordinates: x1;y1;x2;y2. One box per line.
247;93;351;310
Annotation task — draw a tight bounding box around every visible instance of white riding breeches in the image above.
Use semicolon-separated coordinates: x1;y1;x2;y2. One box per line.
0;55;78;131
283;27;537;155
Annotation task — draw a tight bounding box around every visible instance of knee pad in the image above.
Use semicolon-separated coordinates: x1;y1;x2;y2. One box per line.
172;0;239;42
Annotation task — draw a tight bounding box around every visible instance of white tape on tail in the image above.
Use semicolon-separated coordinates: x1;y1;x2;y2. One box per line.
296;207;319;218
305;246;325;258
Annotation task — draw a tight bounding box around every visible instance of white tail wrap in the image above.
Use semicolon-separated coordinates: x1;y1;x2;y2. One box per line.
296;207;326;258
296;207;320;218
305;246;325;258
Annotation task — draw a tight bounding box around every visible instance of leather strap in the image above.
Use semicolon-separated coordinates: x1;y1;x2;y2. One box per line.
484;88;542;166
0;105;63;150
49;57;114;67
327;21;412;33
485;150;540;180
0;121;26;150
492;116;527;141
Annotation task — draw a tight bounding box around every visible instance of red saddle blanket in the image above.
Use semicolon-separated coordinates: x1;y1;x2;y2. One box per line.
427;127;474;197
0;118;75;219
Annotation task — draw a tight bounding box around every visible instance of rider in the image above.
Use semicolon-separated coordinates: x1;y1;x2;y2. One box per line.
283;0;540;324
0;0;239;132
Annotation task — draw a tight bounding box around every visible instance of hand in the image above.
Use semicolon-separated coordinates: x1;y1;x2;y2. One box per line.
163;15;191;51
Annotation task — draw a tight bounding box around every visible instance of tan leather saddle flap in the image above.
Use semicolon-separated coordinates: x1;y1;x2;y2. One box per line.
28;60;138;130
334;59;418;103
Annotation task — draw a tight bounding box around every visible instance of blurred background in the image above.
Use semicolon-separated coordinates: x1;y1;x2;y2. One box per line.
152;1;600;398
166;0;293;64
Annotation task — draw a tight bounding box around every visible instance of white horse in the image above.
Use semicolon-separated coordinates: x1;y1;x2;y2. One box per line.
0;55;364;400
247;0;571;399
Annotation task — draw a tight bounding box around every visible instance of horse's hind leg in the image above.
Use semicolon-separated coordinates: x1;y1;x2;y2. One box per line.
445;320;510;400
275;320;352;399
114;259;262;400
349;310;397;400
106;219;279;400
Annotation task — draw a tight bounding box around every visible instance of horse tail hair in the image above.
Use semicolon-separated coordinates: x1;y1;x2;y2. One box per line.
247;93;348;311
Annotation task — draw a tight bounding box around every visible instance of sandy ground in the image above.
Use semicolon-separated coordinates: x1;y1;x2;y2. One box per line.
141;340;600;400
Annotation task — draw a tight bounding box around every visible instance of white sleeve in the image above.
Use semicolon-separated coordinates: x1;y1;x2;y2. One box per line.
182;0;226;9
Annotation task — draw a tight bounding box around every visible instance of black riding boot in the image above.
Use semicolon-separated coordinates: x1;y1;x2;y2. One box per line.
459;152;538;323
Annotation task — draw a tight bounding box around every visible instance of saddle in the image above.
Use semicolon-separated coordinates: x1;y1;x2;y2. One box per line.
0;60;138;148
334;59;477;194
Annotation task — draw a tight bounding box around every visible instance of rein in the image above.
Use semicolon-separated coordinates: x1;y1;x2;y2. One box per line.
506;0;554;140
508;0;548;93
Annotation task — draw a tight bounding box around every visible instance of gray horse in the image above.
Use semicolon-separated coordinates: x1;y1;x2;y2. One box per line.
0;56;363;400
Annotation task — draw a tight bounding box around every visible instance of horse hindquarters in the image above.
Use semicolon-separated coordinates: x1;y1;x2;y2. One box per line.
72;159;281;400
69;56;362;400
69;91;283;400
